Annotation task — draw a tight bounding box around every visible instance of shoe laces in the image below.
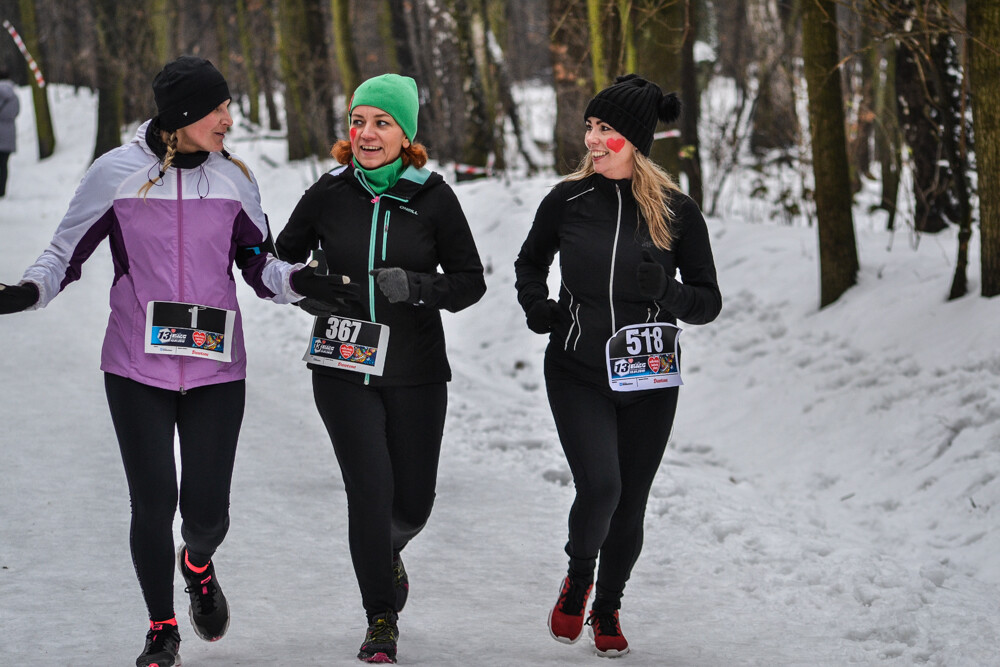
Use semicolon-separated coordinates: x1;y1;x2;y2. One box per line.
364;614;399;646
185;570;219;615
587;610;622;637
558;576;592;616
145;623;179;650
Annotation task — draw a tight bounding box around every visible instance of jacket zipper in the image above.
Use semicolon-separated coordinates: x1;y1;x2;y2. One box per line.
609;184;623;334
176;170;186;394
381;210;391;261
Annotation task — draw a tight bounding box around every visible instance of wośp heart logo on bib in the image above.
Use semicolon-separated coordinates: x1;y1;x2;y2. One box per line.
340;344;355;359
648;355;660;373
192;331;206;347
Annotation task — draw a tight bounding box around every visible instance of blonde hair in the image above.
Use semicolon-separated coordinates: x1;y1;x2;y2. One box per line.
565;151;681;250
138;129;251;199
330;139;429;169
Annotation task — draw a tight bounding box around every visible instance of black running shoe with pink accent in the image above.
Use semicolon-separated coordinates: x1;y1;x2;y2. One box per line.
177;544;230;641
136;620;181;667
358;610;399;664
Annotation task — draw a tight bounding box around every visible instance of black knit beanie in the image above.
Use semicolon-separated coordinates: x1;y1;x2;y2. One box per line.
152;56;231;132
584;74;681;156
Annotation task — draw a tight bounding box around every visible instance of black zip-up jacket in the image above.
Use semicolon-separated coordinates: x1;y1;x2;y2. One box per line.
515;173;722;377
276;163;486;386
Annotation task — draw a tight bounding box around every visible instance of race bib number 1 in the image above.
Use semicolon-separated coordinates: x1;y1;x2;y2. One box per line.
605;322;682;392
303;315;390;376
145;301;235;362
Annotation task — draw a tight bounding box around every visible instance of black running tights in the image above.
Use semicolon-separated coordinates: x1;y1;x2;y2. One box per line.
545;361;679;609
105;373;244;622
312;373;446;619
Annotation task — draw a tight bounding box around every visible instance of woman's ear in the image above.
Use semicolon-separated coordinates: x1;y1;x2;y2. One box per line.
403;137;411;149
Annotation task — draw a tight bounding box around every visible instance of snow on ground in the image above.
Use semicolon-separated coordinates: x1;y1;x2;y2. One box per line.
1;85;999;666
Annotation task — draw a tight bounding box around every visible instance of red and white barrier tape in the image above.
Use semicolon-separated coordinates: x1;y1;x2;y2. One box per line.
3;20;46;88
653;129;681;140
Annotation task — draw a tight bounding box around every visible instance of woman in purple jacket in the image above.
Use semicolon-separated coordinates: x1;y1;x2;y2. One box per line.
0;56;356;667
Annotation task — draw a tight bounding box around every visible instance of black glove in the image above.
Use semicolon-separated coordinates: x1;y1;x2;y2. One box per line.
296;297;346;318
636;250;669;300
0;282;40;314
291;249;360;305
525;298;560;334
369;267;410;303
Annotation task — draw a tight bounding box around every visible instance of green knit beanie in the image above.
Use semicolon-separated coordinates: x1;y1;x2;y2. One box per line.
349;74;419;141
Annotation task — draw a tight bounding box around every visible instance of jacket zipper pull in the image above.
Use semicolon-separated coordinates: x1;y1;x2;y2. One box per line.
371;196;379;204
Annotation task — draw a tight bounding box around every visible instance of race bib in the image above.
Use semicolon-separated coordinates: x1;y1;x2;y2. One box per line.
605;322;682;392
303;315;390;376
145;301;235;362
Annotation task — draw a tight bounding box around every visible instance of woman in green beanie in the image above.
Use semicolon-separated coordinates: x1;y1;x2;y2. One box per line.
276;73;486;664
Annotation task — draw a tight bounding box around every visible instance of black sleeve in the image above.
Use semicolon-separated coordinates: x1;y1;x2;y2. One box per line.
514;187;562;314
408;184;487;313
659;195;722;325
275;183;324;264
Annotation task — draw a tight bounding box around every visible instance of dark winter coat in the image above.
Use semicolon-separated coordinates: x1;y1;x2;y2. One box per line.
276;162;486;386
0;78;19;153
515;173;722;377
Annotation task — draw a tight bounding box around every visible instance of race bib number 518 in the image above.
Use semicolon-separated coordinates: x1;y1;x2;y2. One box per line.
605;322;682;392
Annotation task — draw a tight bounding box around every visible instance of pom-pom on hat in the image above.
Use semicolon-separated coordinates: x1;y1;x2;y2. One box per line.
584;74;681;156
349;73;420;142
152;56;231;132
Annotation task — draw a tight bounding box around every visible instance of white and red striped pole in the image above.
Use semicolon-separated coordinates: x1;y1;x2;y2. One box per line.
3;19;46;88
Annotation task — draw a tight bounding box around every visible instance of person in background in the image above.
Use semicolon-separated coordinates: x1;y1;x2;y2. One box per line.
276;73;486;664
515;74;722;658
0;56;357;667
0;64;20;197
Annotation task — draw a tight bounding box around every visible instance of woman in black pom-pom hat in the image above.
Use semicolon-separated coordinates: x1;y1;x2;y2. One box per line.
515;74;723;657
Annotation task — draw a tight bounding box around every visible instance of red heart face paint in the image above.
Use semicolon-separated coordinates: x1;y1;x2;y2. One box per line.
350;127;358;140
606;137;626;153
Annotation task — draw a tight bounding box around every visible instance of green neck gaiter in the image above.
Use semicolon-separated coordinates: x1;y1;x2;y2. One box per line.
353;157;405;196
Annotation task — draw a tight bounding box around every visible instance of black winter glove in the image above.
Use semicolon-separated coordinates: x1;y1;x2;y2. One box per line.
369;267;411;303
525;298;560;334
291;249;361;307
636;250;670;300
0;282;39;314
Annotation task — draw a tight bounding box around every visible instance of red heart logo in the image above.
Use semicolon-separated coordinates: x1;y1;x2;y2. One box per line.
340;344;355;359
192;331;206;347
606;137;626;153
648;356;660;373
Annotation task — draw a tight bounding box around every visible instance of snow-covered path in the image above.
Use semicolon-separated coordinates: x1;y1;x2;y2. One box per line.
2;86;1000;666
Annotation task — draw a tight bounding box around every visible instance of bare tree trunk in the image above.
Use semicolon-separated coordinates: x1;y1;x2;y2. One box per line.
277;0;337;159
968;0;1000;297
549;0;592;173
332;0;361;97
636;0;683;179
16;0;55;158
873;41;902;230
93;0;125;162
802;0;859;308
679;0;703;207
234;0;261;126
748;0;800;154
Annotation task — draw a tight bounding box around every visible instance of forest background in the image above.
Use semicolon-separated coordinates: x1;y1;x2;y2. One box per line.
0;0;997;308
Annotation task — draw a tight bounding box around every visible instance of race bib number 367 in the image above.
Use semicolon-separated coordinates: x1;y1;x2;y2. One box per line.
303;315;390;376
605;322;682;392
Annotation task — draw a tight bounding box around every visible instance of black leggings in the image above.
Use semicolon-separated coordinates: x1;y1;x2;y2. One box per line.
544;350;679;608
312;373;447;619
105;373;244;622
0;151;9;196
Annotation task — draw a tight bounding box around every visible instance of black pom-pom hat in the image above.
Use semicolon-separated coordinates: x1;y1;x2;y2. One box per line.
584;74;681;156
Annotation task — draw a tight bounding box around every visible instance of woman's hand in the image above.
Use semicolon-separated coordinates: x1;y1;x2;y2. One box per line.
0;282;39;314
